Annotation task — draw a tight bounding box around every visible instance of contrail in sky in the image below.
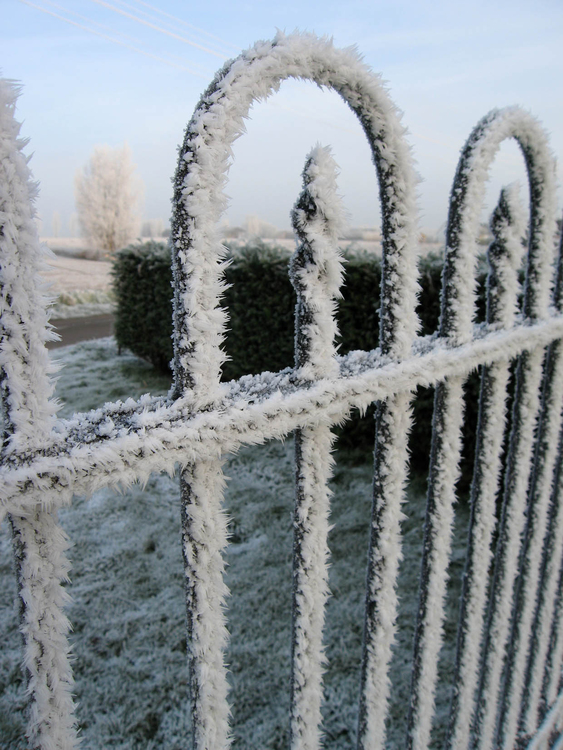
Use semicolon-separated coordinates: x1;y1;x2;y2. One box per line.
114;0;239;56
18;0;209;78
41;0;214;74
41;0;159;47
21;0;421;142
88;0;228;59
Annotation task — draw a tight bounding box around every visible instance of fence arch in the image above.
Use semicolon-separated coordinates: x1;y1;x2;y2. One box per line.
407;108;559;750
170;29;419;403
1;32;563;750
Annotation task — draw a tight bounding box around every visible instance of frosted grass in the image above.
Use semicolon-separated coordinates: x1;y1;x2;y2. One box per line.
0;338;468;748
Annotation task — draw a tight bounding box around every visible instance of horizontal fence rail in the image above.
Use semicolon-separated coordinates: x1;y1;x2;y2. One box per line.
1;31;563;750
2;318;563;516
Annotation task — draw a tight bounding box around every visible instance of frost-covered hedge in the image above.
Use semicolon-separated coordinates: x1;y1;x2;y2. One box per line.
113;241;479;375
112;241;486;477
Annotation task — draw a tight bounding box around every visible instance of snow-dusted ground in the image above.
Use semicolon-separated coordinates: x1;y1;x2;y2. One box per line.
0;338;467;749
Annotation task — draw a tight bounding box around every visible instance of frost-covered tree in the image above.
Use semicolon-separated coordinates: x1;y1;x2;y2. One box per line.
74;143;143;257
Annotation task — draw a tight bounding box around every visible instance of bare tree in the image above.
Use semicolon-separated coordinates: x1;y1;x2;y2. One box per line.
74;144;143;257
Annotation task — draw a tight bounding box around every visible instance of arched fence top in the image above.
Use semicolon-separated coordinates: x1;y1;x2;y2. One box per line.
170;31;420;399
441;106;558;344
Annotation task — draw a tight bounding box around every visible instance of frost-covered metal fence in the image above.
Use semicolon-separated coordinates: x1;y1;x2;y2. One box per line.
1;31;563;750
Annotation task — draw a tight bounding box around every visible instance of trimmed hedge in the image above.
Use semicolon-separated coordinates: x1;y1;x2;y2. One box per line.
112;241;175;373
112;241;464;376
112;241;488;483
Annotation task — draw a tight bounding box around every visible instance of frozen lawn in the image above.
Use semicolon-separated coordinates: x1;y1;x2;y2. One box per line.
0;339;468;749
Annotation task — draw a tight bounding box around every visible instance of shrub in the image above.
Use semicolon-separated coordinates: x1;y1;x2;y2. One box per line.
112;241;174;372
221;244;296;381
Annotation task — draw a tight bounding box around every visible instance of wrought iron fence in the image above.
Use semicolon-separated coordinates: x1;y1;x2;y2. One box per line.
1;31;563;750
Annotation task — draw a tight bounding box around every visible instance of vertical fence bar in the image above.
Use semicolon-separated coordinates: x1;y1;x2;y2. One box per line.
526;413;563;731
407;375;466;749
445;186;525;750
172;44;236;750
180;460;232;750
542;372;563;711
357;389;414;750
407;113;494;750
355;108;419;750
173;95;233;750
498;344;563;744
8;507;76;749
288;146;344;750
474;347;546;749
0;79;78;749
544;548;563;708
519;223;563;738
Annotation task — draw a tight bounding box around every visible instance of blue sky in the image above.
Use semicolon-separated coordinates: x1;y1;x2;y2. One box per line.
2;0;562;235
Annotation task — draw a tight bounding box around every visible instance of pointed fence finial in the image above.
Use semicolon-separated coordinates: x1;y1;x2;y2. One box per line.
486;184;526;328
289;145;345;380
